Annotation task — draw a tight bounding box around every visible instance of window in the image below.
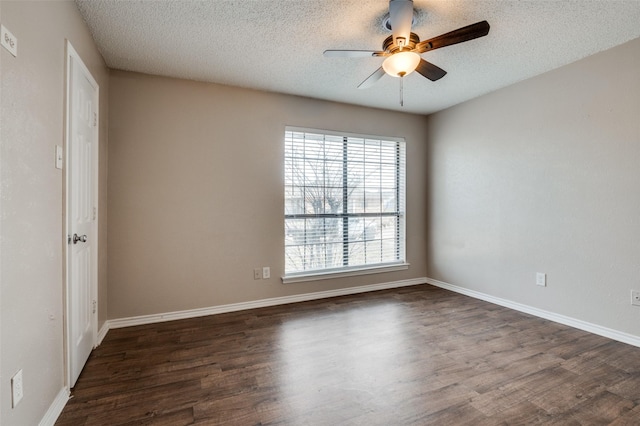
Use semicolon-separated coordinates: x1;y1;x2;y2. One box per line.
284;127;406;281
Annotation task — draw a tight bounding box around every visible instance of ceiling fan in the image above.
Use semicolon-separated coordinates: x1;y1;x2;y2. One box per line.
324;0;490;105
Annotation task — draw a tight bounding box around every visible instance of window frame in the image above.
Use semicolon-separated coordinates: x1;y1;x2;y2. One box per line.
282;127;408;283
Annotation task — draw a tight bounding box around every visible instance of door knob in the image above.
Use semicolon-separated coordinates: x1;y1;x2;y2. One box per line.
72;234;88;244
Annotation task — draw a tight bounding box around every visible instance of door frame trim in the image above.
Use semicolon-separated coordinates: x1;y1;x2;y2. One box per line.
63;40;99;389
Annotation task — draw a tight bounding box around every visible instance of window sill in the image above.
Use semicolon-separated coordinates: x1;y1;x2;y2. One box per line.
281;263;410;284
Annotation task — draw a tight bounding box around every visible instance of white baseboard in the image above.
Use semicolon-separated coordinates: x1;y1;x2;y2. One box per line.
38;387;69;426
96;321;109;346
426;277;640;348
107;277;428;330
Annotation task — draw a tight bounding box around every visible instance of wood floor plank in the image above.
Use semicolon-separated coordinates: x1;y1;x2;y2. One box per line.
55;285;640;425
567;390;636;423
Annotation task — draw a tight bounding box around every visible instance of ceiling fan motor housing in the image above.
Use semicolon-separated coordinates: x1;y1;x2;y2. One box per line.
383;32;420;53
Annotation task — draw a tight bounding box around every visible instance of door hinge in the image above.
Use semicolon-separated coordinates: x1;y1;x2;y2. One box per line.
92;300;97;314
93;112;97;127
93;206;97;220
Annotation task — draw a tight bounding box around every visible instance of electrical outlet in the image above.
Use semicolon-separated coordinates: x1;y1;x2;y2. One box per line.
11;369;23;408
631;290;640;307
253;268;261;280
262;267;270;279
536;272;546;287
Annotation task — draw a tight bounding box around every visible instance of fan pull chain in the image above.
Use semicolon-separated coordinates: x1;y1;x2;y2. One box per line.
399;72;405;107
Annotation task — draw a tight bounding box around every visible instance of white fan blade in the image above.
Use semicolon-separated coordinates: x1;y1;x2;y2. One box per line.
389;0;414;48
358;67;386;89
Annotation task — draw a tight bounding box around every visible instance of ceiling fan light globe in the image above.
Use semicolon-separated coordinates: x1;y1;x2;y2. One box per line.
382;51;421;77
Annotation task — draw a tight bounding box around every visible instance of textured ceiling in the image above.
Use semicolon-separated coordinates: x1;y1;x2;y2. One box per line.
75;0;640;115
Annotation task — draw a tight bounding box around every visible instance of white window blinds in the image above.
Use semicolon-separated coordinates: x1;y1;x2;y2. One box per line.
284;128;406;276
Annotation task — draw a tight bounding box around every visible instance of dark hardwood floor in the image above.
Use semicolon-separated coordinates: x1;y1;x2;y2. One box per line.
56;285;640;425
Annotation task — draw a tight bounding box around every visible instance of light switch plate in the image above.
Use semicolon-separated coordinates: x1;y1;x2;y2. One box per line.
1;25;18;57
55;145;63;169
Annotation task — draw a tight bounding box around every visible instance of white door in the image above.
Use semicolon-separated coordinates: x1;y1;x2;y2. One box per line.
66;42;99;388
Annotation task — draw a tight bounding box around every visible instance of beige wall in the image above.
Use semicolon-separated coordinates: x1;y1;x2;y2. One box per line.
0;1;108;424
426;38;640;337
107;70;428;319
